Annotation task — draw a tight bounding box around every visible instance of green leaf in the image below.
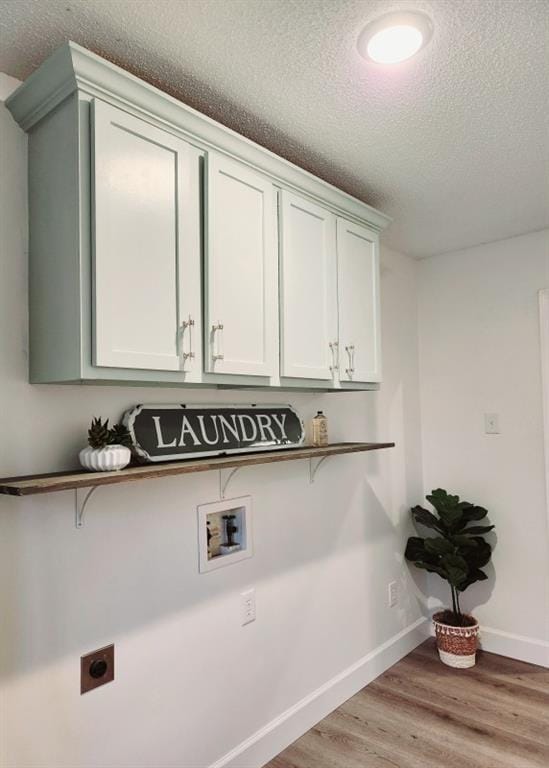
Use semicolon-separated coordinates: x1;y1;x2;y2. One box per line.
450;534;479;548
426;489;466;531
441;552;468;570
438;506;464;530
427;489;460;512
411;506;443;532
424;537;454;556
458;568;488;591
466;538;492;568
455;506;488;529
461;524;495;535
405;537;428;562
440;553;468;587
412;561;448;578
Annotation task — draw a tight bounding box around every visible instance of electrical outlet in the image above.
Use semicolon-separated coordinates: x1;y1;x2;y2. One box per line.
388;581;398;608
81;644;114;694
484;413;500;434
241;588;256;626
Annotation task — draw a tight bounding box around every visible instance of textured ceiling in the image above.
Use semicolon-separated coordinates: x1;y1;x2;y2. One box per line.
0;0;548;257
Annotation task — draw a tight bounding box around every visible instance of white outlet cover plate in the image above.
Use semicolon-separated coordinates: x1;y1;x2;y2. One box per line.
484;413;500;434
198;496;253;573
241;588;256;625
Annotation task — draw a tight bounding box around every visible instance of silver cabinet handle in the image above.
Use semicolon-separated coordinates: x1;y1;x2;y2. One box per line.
211;322;224;361
345;344;355;378
180;316;195;366
329;341;339;373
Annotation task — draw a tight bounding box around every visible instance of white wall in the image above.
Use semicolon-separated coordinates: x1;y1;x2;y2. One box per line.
0;79;425;768
418;231;549;665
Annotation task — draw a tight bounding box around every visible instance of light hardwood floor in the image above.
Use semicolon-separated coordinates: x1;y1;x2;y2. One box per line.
266;639;549;768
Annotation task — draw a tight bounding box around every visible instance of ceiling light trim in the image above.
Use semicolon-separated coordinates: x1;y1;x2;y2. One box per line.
357;10;434;64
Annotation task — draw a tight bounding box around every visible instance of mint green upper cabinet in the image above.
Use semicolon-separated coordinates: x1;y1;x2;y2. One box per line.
279;191;338;381
204;153;277;377
336;219;382;383
6;43;390;389
92;100;195;373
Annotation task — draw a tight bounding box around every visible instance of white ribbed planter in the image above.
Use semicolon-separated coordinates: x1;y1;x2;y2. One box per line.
433;612;480;669
79;445;131;472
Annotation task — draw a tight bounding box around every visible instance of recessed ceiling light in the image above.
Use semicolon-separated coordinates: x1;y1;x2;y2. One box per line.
357;11;433;64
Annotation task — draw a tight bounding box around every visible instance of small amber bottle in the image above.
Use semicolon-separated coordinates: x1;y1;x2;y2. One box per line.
312;411;328;447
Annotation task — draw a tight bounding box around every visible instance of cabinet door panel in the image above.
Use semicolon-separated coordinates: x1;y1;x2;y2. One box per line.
92;100;189;371
205;154;276;376
337;218;381;383
279;191;337;380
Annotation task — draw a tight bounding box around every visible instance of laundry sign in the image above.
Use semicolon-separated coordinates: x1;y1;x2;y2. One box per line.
123;404;305;463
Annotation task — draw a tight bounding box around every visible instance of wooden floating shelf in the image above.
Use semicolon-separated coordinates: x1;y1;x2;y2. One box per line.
0;442;395;497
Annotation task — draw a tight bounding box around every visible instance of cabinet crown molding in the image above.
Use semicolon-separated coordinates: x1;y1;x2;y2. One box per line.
6;41;391;233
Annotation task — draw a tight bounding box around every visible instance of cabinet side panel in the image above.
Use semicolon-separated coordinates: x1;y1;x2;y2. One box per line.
28;96;82;382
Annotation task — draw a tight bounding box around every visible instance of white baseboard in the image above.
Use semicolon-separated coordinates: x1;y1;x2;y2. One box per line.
209;617;428;768
478;626;549;668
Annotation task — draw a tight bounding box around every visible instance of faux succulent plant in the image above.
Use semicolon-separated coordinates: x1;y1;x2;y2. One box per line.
108;422;133;448
87;417;133;449
87;417;111;449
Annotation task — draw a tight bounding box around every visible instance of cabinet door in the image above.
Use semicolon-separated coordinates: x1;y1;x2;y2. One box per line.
92;100;191;371
205;153;277;377
337;218;381;383
279;191;338;380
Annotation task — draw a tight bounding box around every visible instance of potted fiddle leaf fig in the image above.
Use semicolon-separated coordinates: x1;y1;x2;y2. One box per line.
79;417;133;472
405;489;494;668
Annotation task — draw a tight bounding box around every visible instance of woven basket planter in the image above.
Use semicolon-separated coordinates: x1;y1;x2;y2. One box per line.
433;611;480;668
